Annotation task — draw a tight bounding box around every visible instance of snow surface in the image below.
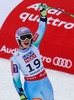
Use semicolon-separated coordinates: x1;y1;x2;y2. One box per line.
0;58;74;100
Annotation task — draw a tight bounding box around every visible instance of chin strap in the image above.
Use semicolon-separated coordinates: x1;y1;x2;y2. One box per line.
19;46;26;50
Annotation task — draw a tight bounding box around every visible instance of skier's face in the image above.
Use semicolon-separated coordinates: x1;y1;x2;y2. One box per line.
21;38;31;49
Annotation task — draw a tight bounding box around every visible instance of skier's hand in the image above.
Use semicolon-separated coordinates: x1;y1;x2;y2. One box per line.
38;3;49;16
18;88;28;100
20;94;27;100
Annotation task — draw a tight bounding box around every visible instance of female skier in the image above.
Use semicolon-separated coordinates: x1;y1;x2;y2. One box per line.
10;3;54;100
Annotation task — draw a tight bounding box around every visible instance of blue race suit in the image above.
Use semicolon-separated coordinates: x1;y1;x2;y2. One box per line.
10;16;54;100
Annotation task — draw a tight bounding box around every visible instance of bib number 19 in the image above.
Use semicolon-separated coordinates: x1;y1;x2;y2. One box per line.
26;59;40;72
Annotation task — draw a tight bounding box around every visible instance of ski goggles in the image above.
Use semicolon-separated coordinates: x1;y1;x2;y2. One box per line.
16;34;33;41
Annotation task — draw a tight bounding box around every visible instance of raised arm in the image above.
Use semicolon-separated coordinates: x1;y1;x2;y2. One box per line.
32;3;48;48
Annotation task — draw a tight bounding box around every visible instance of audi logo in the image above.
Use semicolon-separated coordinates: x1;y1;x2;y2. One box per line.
53;57;72;68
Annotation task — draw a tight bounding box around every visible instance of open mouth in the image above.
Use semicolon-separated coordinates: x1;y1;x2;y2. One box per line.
24;42;29;45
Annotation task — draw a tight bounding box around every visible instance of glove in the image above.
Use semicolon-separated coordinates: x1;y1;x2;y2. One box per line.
20;94;27;100
18;88;28;100
38;3;49;16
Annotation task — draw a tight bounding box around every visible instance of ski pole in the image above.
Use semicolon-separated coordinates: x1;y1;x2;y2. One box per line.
47;5;74;18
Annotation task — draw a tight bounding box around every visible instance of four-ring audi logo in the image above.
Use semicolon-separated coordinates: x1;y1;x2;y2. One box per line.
53;57;72;68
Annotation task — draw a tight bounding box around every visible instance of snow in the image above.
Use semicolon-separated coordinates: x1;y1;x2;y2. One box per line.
0;58;74;100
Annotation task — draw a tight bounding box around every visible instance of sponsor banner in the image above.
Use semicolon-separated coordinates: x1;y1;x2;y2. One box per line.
0;0;74;74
